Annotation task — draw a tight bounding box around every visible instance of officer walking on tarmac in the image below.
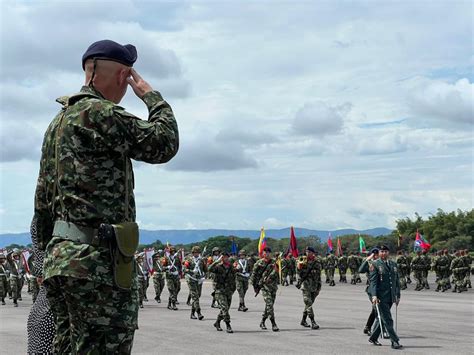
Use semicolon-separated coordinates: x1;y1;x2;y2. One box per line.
33;39;179;353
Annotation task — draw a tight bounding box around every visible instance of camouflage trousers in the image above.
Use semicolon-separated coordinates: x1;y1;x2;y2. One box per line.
261;287;277;320
236;276;249;304
338;267;347;279
289;270;296;283
452;271;465;289
187;279;202;311
138;277;146;306
45;276;138;355
9;275;21;301
166;275;180;303
215;290;234;323
398;269;407;289
326;268;335;282
413;270;423;288
349;268;359;282
0;275;8;299
153;274;165;300
464;270;471;288
422;270;429;287
30;276;39;303
302;286;320;318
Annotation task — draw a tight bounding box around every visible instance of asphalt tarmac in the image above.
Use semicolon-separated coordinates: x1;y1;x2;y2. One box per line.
1;274;473;354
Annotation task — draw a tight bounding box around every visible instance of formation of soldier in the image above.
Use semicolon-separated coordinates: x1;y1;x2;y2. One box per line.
0;249;29;307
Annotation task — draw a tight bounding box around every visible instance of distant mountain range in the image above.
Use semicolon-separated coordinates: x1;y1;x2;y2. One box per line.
0;227;392;247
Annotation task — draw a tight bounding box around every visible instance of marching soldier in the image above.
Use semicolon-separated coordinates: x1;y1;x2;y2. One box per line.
396;251;408;290
451;251;468;293
162;246;182;310
209;252;237;333
445;249;454;289
348;252;360;285
7;249;22;307
461;249;472;289
250;247;280;332
411;250;424;291
0;254;9;305
405;251;413;284
368;245;402;350
136;253;146;308
322;254;329;283
431;251;443;292
325;252;337;286
234;249;252;311
420;249;431;289
183;246;207;320
208;247;222;308
296;247;322;330
338;254;348;283
152;250;165;303
280;253;290;286
360;248;379;335
288;254;297;285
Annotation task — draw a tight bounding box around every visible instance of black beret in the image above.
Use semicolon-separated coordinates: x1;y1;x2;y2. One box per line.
306;246;316;253
380;245;390;251
370;247;380;254
263;247;272;253
82;39;137;70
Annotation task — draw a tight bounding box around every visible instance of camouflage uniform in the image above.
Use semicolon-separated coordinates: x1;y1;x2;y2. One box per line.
347;253;360;285
433;252;450;292
288;255;297;284
420;251;431;289
296;250;322;330
411;252;424;291
450;252;468;293
250;252;280;331
7;252;22;306
209;255;237;333
405;253;413;284
325;253;337;286
280;256;290;286
235;250;252;311
152;252;165;303
337;255;348;283
136;255;146;308
0;255;9;305
208;248;222;308
461;250;472;289
445;250;454;289
183;246;207;320
34;80;179;354
162;248;182;310
396;253;409;290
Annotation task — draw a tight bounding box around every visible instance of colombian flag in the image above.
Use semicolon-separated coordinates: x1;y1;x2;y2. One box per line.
258;227;267;257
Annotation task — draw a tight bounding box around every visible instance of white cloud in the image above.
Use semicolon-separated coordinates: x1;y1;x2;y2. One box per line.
408;78;473;127
292;101;351;136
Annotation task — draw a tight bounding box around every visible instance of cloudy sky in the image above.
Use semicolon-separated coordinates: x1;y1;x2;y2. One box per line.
0;0;472;234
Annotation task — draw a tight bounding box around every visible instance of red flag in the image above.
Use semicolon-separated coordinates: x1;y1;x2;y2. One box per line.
415;230;431;251
336;238;343;256
327;235;333;253
289;226;299;257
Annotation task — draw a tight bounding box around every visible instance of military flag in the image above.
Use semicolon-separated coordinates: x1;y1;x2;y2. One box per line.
327;234;333;253
230;237;238;255
336;238;343;256
288;226;299;257
144;248;155;273
21;250;31;274
258;227;267;257
359;235;366;253
414;230;431;251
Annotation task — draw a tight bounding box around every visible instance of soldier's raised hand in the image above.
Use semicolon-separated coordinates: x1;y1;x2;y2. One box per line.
127;69;153;99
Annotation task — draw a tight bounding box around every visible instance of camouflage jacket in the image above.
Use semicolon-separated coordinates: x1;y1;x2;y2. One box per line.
183;255;207;282
250;258;279;292
162;254;182;279
152;257;165;278
326;254;338;269
411;255;424;271
234;257;253;280
347;255;359;269
396;255;409;270
338;256;348;269
297;256;322;291
208;261;236;293
36;86;179;284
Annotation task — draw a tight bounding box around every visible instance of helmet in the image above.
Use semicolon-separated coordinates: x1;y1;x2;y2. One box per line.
212;247;221;253
239;249;246;256
169;246;176;253
191;246;201;253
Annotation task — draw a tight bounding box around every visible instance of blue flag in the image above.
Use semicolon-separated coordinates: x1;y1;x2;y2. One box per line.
231;238;238;255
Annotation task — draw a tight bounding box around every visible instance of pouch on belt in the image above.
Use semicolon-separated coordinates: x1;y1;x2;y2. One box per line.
112;222;139;290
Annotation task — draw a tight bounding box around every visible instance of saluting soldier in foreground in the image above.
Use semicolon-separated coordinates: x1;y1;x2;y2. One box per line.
34;39;179;354
251;247;280;332
296;246;322;330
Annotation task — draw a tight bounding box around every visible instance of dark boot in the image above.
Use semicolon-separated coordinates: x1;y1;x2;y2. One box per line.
197;309;204;320
330;280;335;286
186;295;191;306
13;300;18;307
407;277;412;284
270;318;279;332
167;299;172;310
241;303;248;312
435;285;440;292
452;285;457;293
1;298;5;305
363;326;370;335
155;296;161;303
391;341;403;349
190;308;197;319
260;317;267;330
325;278;329;284
309;316;319;330
172;301;178;310
211;299;217;308
214;319;222;331
238;303;243;311
225;321;233;333
300;313;310;328
425;284;430;289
